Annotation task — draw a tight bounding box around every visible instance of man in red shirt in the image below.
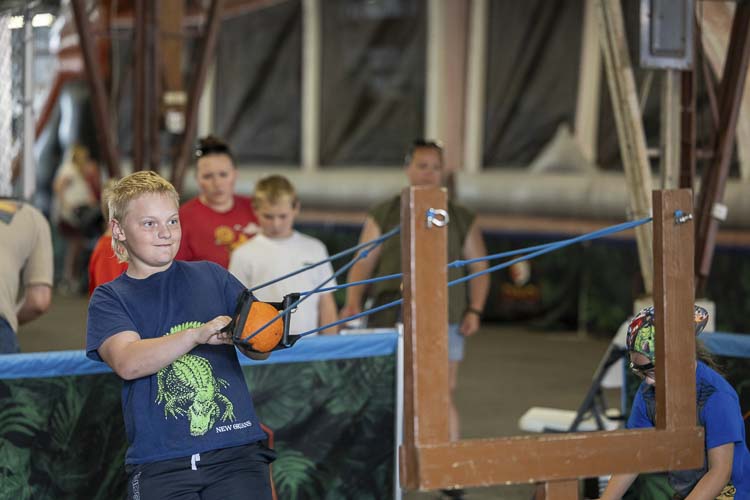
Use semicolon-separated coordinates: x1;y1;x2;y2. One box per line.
176;136;259;268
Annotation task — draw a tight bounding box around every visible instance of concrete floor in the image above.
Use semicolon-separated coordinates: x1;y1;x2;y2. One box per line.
17;292;619;500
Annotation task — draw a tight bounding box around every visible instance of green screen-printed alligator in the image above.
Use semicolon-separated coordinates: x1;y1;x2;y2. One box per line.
156;322;236;436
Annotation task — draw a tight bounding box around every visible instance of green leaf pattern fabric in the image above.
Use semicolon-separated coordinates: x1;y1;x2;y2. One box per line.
0;356;395;499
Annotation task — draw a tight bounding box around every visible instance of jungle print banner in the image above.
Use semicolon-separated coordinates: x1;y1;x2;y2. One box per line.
0;356;395;499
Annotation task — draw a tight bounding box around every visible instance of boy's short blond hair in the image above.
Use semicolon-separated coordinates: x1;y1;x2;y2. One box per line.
109;171;180;262
252;175;298;208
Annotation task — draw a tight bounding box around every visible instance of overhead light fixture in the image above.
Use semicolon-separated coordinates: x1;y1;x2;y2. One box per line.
32;13;55;28
7;16;24;30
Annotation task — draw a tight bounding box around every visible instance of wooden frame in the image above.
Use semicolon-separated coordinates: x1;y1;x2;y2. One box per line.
399;187;703;499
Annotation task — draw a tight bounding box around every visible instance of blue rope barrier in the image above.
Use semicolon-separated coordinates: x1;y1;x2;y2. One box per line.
239;226;402;344
448;217;652;287
449;218;651;269
299;242;576;296
301;217;653;297
300;273;402;296
299;238;590;296
299;244;560;296
295;216;653;337
238;244;376;344
241;216;652;344
298;244;560;296
448;241;560;269
247;226;401;293
297;298;403;338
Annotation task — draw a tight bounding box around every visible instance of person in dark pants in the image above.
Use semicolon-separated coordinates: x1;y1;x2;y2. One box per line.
87;171;274;500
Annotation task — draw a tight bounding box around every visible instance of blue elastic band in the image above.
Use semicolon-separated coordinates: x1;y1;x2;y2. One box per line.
449;217;652;287
239;227;401;344
300;273;401;296
247;226;400;293
299;217;653;336
300;218;652;297
297;298;403;337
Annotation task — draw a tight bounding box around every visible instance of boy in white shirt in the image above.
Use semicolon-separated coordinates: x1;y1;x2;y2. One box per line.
229;175;338;335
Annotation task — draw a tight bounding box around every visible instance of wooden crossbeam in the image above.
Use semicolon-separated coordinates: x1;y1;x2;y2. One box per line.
408;428;702;488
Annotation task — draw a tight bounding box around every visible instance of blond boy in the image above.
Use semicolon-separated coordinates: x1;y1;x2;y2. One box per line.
229;175;338;335
86;171;274;500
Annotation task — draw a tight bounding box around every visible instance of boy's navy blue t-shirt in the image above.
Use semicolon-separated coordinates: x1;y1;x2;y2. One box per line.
87;260;266;464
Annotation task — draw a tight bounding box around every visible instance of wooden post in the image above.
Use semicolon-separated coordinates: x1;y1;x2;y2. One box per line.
701;1;750;181
70;0;120;178
680;66;696;190
425;0;468;173
574;0;602;164
147;0;161;172
171;0;223;193
463;0;487;174
653;190;697;430
695;1;750;291
399;186;450;490
133;0;147;171
161;0;186;137
596;0;653;294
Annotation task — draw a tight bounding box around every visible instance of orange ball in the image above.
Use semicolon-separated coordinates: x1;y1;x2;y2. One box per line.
239;301;284;352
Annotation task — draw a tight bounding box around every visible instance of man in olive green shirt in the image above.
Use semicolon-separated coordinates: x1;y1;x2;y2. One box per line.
341;139;489;448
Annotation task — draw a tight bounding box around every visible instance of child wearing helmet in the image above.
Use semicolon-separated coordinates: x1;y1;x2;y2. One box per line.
599;305;749;499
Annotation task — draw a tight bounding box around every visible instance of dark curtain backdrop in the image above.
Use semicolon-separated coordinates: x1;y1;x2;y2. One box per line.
483;0;583;166
483;0;731;174
214;0;302;164
319;0;426;166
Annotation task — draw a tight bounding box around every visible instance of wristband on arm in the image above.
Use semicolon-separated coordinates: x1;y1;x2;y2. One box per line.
464;307;483;318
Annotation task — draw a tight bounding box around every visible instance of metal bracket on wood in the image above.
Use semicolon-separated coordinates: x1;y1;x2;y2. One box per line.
674;210;693;225
426;208;449;228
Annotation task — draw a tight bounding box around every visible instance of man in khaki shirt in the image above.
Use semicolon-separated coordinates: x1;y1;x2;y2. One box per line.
0;199;53;353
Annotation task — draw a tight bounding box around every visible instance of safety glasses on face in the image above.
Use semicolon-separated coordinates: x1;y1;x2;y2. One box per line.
629;361;655;379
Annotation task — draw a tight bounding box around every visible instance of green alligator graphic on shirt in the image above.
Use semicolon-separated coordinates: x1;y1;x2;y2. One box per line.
155;322;236;436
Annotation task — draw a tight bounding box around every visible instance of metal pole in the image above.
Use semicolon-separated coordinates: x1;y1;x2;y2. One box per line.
133;0;146;171
22;8;35;200
0;16;12;197
301;0;320;173
70;0;121;178
393;322;404;500
148;0;161;172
